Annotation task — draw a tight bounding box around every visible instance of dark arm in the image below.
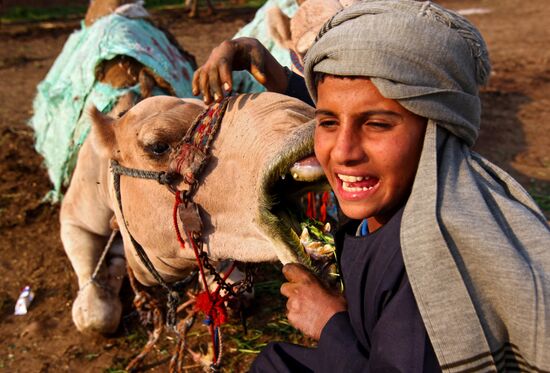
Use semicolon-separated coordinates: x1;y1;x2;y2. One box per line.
315;279;440;372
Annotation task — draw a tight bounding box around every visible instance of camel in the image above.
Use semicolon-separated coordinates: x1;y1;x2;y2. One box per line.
267;0;359;74
60;94;326;334
31;0;322;336
35;0;329;339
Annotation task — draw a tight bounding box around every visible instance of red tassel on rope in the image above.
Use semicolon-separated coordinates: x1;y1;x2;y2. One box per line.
194;291;228;327
320;192;329;223
173;192;186;249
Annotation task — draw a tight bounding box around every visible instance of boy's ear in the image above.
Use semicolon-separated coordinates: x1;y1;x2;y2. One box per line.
89;106;118;160
267;6;293;50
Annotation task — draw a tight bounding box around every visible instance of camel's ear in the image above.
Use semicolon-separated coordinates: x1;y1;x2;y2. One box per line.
89;106;117;159
267;7;293;50
295;30;317;55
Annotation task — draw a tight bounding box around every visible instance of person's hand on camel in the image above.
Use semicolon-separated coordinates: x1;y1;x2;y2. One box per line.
281;263;347;340
192;37;289;104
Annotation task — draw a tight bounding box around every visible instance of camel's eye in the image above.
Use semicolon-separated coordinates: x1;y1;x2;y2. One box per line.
147;142;170;156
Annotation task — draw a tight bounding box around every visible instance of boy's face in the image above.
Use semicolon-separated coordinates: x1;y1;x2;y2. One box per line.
314;76;426;229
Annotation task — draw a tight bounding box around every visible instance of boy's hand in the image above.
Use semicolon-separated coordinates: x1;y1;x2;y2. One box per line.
192;37;289;104
281;263;347;341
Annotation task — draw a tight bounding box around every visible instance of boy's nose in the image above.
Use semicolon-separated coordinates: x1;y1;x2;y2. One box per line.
331;124;365;165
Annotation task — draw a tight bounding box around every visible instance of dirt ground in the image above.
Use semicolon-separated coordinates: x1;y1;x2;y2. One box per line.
0;1;549;372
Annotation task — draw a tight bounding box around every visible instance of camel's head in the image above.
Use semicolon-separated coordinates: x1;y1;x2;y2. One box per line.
85;0;147;26
267;0;359;72
90;94;327;285
90;96;205;171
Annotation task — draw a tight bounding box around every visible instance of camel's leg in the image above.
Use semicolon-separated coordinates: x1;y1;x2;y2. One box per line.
183;0;193;13
188;0;199;18
60;137;124;334
96;56;141;90
60;223;124;334
138;69;156;99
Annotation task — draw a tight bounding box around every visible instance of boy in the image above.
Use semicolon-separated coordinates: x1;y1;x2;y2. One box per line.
194;1;550;371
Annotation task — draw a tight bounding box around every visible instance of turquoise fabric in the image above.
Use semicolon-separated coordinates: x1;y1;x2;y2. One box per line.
231;0;298;93
29;14;196;201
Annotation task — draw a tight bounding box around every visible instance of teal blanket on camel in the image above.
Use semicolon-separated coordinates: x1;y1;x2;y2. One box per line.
29;14;196;201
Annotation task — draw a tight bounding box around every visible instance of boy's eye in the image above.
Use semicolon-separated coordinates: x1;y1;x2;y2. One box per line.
317;119;338;128
366;121;391;129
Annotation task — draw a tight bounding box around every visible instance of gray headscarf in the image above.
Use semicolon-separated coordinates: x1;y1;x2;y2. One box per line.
304;1;550;371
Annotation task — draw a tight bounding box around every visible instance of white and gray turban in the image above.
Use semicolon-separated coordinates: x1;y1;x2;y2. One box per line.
304;1;550;371
304;0;490;146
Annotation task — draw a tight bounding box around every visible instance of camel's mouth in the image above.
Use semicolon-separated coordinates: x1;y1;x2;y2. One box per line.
271;155;329;233
260;149;332;265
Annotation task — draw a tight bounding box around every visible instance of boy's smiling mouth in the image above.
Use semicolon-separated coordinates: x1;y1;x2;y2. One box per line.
336;173;380;196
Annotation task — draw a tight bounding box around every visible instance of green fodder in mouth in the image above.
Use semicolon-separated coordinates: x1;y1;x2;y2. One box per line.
261;169;341;289
299;219;342;290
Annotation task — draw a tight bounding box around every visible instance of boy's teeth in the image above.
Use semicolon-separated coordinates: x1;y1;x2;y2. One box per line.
338;174;366;182
342;181;375;192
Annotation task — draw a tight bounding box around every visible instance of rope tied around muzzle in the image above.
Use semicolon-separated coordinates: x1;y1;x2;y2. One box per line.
110;161;180;186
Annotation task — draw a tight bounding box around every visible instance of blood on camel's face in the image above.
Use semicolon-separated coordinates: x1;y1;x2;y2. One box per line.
314;76;427;232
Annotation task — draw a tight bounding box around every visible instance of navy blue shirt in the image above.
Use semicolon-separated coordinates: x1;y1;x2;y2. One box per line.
250;207;440;372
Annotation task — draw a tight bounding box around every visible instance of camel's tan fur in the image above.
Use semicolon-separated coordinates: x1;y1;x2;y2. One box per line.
61;94;316;333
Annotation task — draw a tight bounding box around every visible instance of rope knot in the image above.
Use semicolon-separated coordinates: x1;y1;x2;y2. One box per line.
194;291;228;327
156;171;167;184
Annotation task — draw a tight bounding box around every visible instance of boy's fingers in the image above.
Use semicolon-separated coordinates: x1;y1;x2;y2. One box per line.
285;296;300;314
208;65;223;102
249;47;267;85
280;282;296;298
199;67;212;104
192;67;203;96
218;58;233;93
282;263;312;283
251;65;267;85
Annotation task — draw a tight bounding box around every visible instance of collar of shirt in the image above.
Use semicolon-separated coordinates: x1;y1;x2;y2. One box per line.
356;219;369;237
